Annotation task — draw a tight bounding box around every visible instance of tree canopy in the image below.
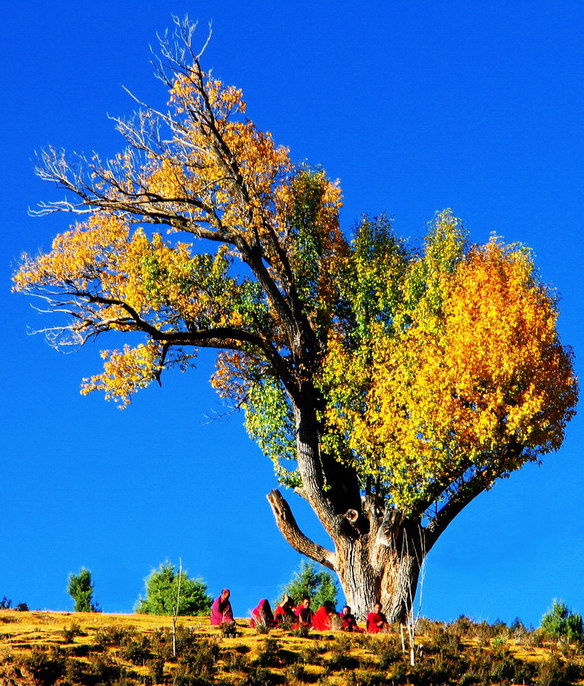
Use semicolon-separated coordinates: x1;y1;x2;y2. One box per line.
14;18;578;619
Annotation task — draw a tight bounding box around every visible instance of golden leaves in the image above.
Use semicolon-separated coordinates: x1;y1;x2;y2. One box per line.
12;40;577;508
320;231;578;510
81;342;164;407
14;214;129;291
165;70;293;240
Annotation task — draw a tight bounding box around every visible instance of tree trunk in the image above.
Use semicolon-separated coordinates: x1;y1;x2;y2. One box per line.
267;487;425;624
335;528;423;623
269;398;426;624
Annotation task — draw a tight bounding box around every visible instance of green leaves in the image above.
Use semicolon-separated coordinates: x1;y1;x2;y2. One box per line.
68;568;99;613
243;377;299;488
135;562;212;617
280;561;338;609
540;600;583;643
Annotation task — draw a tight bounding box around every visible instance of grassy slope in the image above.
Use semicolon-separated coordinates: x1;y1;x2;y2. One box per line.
0;610;583;685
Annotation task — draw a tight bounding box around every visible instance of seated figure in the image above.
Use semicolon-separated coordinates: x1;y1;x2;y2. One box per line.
312;600;336;631
210;588;234;625
339;605;362;632
274;594;296;626
295;596;313;627
249;598;275;628
366;602;388;633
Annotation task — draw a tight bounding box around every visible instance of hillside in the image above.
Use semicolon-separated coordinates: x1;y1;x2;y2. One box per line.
0;610;582;685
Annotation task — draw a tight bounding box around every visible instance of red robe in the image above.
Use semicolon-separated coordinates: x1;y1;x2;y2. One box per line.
295;604;313;627
340;611;362;632
312;605;332;631
210;595;234;625
366;611;388;633
250;599;275;628
274;604;296;625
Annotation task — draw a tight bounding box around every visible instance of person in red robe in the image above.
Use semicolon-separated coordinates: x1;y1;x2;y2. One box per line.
274;594;296;625
249;598;275;628
210;588;234;625
339;605;363;632
312;601;336;631
295;596;313;627
366;602;388;633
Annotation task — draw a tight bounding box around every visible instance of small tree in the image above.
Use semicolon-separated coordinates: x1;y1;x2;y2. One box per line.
135;561;212;616
280;561;338;609
540;600;583;643
68;568;99;612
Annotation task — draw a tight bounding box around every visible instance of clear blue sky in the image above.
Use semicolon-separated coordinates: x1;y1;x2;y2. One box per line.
2;1;583;626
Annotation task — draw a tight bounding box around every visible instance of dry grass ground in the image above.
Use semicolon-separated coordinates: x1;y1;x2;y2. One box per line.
0;610;583;685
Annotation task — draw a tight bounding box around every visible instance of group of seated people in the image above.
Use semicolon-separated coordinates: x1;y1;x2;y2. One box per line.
210;588;389;633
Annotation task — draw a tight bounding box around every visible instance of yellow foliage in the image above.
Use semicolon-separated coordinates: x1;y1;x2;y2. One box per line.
12;46;577;512
81;342;165;407
322;237;578;510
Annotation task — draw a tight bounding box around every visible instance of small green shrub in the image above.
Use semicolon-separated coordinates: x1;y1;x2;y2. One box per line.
540;600;583;644
147;657;165;684
376;643;402;670
284;663;312;683
256;637;285;668
62;621;86;642
348;671;395;686
120;635;152;665
23;647;67;686
177;637;220;681
464;645;535;686
292;623;311;639
253;619;272;635
135;562;212;617
86;653;126;683
95;624;136;647
67;568;99;613
219;621;239;637
428;625;463;655
299;643;323;666
222;648;250;672
326;648;360;672
151;625;199;660
537;653;581;686
247;666;286;685
449;615;475;638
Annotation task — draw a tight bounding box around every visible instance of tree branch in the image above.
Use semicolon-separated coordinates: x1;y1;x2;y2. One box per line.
266;489;337;570
423;442;525;552
423;476;487;553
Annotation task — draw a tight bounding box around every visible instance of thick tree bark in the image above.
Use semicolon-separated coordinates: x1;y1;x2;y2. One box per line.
263;392;435;624
267;488;425;623
266;490;337;570
335;524;424;623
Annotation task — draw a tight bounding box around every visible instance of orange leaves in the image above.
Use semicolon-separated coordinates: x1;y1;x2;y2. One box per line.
320;228;578;511
81;342;165;407
146;158;188;200
14;214;129;291
166;69;292;240
442;240;577;453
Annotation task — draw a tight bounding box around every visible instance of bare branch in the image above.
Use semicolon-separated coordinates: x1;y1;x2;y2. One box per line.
266;489;337;570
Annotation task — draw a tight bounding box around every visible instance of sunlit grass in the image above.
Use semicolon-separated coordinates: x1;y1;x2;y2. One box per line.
1;610;583;685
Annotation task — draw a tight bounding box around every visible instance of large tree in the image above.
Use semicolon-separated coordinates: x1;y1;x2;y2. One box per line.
14;20;577;621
